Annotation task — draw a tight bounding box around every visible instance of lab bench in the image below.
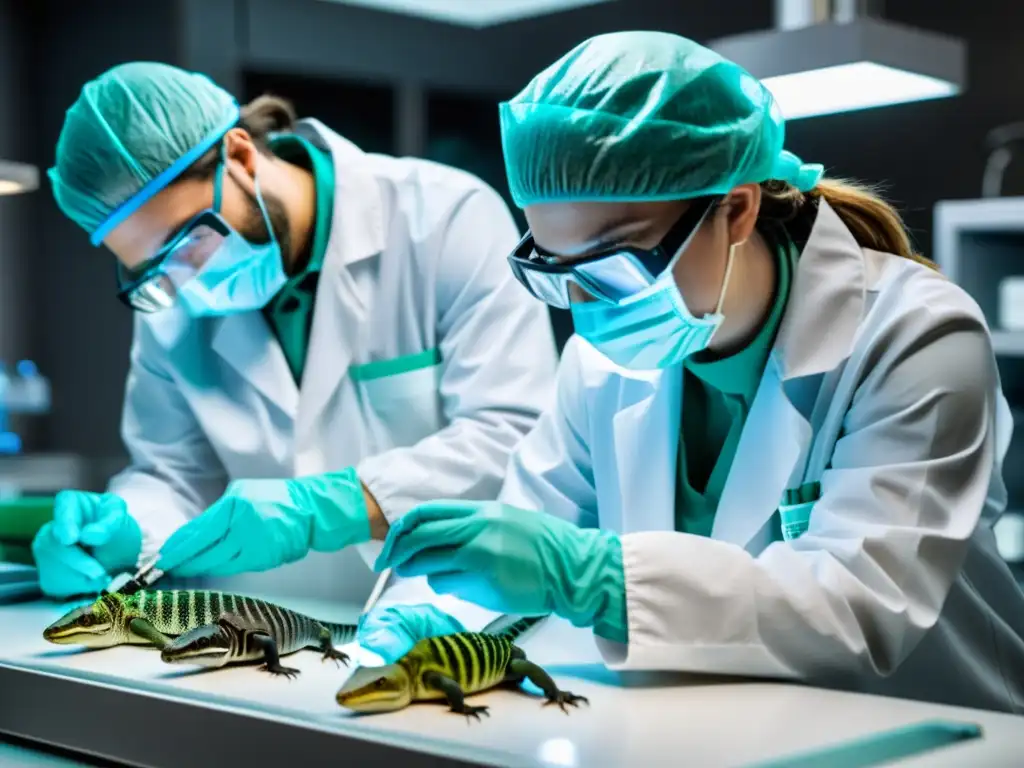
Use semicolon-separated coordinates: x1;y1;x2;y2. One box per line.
2;589;1023;768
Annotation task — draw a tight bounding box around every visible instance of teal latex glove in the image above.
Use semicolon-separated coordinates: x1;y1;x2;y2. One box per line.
158;468;372;578
375;501;629;642
31;491;142;599
358;603;467;663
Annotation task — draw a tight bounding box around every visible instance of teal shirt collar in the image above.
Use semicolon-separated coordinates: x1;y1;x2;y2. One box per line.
267;133;335;277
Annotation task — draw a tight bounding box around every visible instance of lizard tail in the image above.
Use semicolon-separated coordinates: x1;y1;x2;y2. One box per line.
483;614;547;642
324;621;358;646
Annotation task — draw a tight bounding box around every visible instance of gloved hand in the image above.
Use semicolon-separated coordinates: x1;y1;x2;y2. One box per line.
374;501;629;642
158;467;372;578
31;491;142;599
358;603;467;663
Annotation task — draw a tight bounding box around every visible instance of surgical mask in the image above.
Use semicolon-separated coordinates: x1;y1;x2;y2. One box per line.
570;242;738;370
175;173;287;318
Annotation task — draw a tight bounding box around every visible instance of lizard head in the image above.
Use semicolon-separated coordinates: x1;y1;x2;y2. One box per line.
336;664;413;712
160;623;231;668
43;598;116;646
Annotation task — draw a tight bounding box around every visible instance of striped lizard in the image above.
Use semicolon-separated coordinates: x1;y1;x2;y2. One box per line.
43;589;354;676
336;615;588;720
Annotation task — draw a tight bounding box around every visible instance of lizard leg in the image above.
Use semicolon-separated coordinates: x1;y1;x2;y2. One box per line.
318;627;350;667
251;633;301;679
421;670;489;722
128;618;173;650
507;659;588;714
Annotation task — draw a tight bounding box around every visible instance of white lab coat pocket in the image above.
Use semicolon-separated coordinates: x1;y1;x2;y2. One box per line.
350;348;444;450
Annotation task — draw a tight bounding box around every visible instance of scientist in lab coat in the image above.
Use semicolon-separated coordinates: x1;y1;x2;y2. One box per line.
32;62;557;600
372;32;1024;712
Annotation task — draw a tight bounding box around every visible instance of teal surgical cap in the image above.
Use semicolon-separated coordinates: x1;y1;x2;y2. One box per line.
49;61;240;245
499;31;824;207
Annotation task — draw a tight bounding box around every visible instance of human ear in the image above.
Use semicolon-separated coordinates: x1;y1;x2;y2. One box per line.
222;128;260;188
724;184;761;247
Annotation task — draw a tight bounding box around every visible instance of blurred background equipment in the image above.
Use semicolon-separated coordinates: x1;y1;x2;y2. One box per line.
934;195;1024;578
318;0;617;27
0;159;38;195
0;359;51;459
982;122;1024;198
710;0;966;120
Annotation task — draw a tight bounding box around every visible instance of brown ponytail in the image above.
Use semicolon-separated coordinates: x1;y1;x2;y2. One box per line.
177;93;297;181
239;94;297;148
757;178;937;271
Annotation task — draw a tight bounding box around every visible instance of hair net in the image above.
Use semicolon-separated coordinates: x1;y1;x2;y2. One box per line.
49;61;241;245
499;31;823;207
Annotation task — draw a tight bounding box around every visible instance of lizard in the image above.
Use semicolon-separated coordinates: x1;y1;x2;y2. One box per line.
42;589;354;676
335;614;588;720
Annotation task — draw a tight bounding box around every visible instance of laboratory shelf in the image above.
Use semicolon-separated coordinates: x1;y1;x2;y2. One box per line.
934;197;1024;340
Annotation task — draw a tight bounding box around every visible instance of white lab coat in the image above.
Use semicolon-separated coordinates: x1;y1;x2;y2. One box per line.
106;119;558;600
500;200;1024;713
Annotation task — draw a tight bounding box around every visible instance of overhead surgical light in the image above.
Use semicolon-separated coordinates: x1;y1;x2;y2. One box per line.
0;160;39;196
710;0;966;121
319;0;616;27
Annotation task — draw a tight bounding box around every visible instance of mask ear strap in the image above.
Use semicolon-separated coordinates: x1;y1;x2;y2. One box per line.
213;144;226;213
714;242;740;315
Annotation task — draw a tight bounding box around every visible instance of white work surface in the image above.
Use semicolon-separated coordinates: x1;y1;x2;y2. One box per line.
1;578;1022;767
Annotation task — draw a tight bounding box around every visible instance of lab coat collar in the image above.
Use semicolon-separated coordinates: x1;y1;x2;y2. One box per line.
291;119;382;451
710;200;864;547
612;364;682;536
294;118;386;266
773;199;865;381
211;313;298;419
211;119;385;433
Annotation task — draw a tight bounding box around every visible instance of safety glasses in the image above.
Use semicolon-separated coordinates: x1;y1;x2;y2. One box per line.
114;210;234;313
114;155;237;313
507;195;720;309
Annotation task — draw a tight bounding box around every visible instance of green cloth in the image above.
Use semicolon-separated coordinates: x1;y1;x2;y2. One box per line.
0;540;34;565
262;134;335;384
0;496;55;542
675;236;798;537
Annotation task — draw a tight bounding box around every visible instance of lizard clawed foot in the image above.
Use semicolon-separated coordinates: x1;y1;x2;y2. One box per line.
259;663;301;680
452;704;490;723
543;690;589;714
321;647;351;668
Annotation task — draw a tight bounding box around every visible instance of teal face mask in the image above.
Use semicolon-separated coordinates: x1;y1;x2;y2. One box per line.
175;167;287;318
570;243;737;370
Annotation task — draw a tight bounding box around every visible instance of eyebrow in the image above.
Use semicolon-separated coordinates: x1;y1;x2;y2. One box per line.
160;213;198;248
592;215;648;243
549;218;651;263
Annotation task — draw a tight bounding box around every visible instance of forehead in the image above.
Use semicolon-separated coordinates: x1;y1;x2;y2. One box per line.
102;178;214;268
523;200;689;256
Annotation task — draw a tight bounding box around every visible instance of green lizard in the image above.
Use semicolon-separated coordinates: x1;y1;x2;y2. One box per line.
336;615;588;720
43;589;354;676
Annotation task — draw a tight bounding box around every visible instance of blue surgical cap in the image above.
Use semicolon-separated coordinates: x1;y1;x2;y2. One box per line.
499;31;823;207
49;61;240;245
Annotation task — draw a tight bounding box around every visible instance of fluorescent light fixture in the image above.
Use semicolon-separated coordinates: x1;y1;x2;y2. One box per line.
0;160;38;195
318;0;615;27
762;61;959;120
710;18;965;120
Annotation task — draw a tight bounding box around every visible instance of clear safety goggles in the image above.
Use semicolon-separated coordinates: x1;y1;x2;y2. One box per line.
115;210;236;313
507;195;720;309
